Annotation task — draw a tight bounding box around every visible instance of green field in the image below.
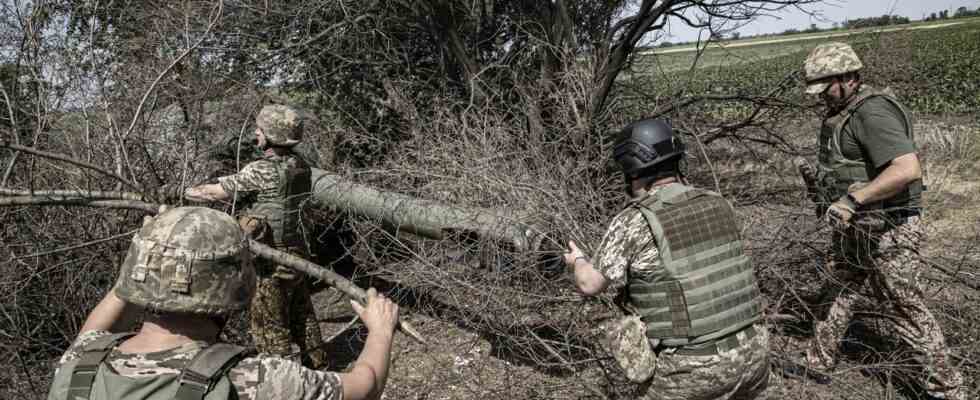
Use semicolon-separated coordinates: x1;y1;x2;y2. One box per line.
621;17;980;116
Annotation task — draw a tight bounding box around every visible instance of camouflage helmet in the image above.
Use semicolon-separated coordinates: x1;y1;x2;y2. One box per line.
803;42;863;94
115;207;254;316
256;104;303;147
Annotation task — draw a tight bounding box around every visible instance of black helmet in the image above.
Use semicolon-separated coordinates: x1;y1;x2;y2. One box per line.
613;118;685;179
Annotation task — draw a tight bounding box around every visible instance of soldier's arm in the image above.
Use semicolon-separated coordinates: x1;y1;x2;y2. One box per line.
564;211;636;296
340;288;399;400
184;183;231;202
565;240;610;296
850;152;921;205
189;160;277;203
849;99;922;205
79;290;142;334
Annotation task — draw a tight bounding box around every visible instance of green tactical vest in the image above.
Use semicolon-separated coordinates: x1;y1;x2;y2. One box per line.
817;85;921;209
628;184;762;347
48;333;245;400
248;153;311;247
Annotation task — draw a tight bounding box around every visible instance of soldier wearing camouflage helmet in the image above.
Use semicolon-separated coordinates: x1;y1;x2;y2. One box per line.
185;104;327;368
47;207;401;400
797;42;965;399
562;118;770;400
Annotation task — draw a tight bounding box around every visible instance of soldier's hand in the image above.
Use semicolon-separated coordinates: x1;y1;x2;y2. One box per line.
351;288;399;335
825;195;857;228
562;240;587;270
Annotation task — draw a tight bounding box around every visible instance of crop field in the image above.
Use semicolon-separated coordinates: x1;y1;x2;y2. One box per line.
619;17;980;118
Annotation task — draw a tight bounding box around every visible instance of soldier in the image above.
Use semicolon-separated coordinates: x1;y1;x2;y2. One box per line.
47;206;399;400
185;104;327;368
798;42;965;399
563;118;769;400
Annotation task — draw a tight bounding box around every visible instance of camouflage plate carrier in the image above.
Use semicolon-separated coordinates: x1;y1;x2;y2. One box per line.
817;85;921;210
48;334;245;400
628;183;762;347
246;154;311;248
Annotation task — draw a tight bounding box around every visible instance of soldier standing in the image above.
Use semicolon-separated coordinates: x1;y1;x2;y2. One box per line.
799;42;965;400
186;105;327;368
47;206;399;400
563;118;769;400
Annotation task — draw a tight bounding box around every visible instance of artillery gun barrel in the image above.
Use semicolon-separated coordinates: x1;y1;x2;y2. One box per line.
310;169;543;254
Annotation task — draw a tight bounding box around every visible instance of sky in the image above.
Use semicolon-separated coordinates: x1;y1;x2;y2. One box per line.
661;0;980;42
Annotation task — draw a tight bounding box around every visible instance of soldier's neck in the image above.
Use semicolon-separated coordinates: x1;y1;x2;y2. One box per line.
263;146;291;157
117;314;221;353
632;176;681;198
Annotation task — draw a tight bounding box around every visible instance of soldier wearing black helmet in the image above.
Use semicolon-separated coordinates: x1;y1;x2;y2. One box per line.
562;118;769;400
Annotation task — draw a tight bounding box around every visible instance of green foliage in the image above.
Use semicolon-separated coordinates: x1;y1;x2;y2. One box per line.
634;21;980;121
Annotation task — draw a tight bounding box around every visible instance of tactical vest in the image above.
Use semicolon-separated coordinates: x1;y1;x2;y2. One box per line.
628;184;762;347
817;85;921;208
48;333;245;400
248;153;311;247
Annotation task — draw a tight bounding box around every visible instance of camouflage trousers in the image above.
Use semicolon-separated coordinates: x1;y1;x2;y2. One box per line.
808;216;965;399
249;248;327;370
641;325;770;400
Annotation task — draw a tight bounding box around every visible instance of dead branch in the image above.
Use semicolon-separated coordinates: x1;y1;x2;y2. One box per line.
0;195;159;214
0;189;145;201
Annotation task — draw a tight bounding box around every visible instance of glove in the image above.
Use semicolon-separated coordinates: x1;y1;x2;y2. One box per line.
825;194;858;228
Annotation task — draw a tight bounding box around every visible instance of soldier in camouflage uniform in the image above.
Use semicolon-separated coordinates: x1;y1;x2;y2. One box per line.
185;105;326;368
47;206;399;400
799;42;965;400
563;119;769;400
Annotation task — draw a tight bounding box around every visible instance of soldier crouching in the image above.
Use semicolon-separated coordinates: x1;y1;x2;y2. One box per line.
563;118;769;400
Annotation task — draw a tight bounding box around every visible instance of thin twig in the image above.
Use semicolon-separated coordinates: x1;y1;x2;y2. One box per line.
12;229;137;260
120;0;225;142
0;141;139;190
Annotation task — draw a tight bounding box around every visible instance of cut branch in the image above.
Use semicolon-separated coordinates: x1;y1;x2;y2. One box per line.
0;188;145;201
0;195;160;213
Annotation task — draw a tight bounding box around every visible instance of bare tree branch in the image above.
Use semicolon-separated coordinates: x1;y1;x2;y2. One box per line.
0;141;140;190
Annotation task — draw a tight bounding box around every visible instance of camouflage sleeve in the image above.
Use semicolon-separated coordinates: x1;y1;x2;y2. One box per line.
594;209;661;293
218;159;279;195
54;330;112;374
229;356;343;400
593;210;637;292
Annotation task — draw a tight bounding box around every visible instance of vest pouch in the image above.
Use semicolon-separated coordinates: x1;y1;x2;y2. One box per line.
602;316;658;383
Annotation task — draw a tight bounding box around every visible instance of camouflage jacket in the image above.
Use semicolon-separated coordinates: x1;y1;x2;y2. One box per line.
594;186;664;294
